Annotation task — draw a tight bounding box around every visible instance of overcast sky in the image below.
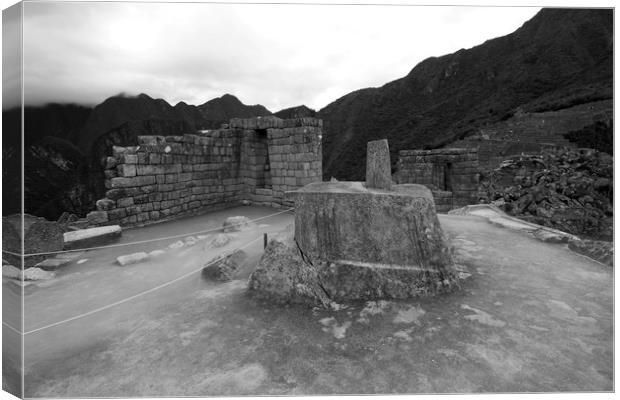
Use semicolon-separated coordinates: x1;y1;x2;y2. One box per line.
9;2;544;111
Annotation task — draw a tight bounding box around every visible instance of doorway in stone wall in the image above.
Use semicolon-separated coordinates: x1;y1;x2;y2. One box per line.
444;162;453;191
255;129;272;189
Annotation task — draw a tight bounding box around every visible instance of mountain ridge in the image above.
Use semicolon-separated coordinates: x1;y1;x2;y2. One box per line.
317;8;613;180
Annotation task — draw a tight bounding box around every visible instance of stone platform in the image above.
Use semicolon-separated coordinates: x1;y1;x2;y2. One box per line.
249;181;459;306
293;181;453;272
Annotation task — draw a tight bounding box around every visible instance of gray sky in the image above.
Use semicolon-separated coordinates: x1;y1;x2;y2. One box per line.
12;1;543;111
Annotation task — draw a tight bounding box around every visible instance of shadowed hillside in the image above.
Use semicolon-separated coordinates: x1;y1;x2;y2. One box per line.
77;93;272;153
7;94;272;219
318;8;613;180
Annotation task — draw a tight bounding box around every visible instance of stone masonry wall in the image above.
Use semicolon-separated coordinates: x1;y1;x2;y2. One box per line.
394;148;480;211
87;117;322;227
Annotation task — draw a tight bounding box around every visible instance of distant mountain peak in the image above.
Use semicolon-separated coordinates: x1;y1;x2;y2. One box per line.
76;92;272;152
274;105;316;119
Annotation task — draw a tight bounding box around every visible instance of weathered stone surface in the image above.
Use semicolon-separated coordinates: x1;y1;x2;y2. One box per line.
366;139;393;190
117;252;149;266
63;225;122;250
222;216;254;233
2;214;64;267
249;225;458;306
293;182;453;273
248;228;331;307
252;178;459;306
202;250;247;281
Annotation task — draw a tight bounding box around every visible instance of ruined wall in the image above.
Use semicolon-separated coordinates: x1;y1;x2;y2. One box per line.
448;138;560;170
87;117;322;227
394;148;480;211
232;118;323;208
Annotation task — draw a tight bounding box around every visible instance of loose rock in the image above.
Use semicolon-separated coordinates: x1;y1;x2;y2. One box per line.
202;250;247;281
2;265;22;280
23;267;55;280
222;216;254;233
117;252;149;266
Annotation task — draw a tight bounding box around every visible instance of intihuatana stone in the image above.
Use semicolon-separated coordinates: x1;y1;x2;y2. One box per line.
250;139;459;306
251;182;458;305
249;223;457;306
366;139;393;190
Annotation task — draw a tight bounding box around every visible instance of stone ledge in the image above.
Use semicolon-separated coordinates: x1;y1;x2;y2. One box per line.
63;225;122;250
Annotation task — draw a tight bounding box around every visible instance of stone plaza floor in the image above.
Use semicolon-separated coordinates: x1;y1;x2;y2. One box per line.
3;206;612;396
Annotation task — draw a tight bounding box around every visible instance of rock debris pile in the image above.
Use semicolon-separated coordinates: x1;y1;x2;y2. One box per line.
481;147;612;240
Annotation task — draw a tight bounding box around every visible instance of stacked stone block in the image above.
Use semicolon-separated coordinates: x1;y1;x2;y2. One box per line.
395;148;480;210
265;125;323;208
87;117;323;227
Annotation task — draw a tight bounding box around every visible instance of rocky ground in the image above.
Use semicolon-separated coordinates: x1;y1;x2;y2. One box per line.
480;147;613;241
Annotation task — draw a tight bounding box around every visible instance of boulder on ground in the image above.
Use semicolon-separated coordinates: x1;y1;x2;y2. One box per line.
202;250;247;281
148;249;166;258
23;267;55;280
2;214;65;267
222;216;254;233
117;252;149;266
2;265;22;280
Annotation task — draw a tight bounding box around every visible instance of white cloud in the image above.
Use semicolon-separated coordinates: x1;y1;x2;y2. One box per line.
19;2;542;111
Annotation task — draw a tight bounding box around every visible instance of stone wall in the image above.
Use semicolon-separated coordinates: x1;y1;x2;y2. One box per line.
394;148;480;210
448;137;560;171
87;117;322;227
